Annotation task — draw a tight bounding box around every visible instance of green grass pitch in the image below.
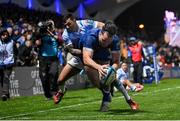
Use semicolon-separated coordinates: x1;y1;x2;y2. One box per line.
0;78;180;120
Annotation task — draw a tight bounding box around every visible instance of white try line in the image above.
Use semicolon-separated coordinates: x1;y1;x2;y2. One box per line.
1;86;180;120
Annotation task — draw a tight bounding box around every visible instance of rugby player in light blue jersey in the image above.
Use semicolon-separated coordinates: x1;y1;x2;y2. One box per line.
116;62;144;92
53;14;104;104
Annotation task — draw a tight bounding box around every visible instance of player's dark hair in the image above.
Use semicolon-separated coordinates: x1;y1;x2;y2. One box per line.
102;21;117;37
0;27;8;36
63;14;75;23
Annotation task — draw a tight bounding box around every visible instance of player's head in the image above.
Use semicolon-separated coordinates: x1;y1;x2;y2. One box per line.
128;36;138;45
0;28;9;41
47;19;55;31
120;61;128;72
63;14;76;30
99;21;117;47
102;21;117;37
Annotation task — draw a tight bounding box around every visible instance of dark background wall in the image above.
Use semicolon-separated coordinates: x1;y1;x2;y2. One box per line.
115;0;180;40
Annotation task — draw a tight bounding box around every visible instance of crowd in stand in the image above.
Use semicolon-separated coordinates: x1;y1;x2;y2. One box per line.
157;46;180;67
0;3;64;67
120;35;180;68
0;3;179;68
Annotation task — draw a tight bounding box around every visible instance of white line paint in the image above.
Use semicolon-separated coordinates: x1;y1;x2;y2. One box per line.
16;114;143;120
1;86;180;119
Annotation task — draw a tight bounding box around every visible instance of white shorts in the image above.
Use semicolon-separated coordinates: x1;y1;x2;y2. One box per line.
66;53;84;70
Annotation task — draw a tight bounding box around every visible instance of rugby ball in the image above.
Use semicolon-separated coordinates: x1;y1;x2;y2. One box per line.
102;66;116;85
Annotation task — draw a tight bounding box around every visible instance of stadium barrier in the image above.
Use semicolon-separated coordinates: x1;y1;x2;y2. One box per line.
9;66;91;97
163;66;180;78
9;66;180;97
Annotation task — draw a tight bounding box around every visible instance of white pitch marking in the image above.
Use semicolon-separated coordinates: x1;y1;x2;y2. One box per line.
1;86;180;119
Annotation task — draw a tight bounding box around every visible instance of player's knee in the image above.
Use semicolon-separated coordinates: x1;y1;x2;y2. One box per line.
57;79;65;85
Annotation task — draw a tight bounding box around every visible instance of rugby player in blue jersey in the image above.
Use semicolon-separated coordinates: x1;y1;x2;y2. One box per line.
82;21;139;111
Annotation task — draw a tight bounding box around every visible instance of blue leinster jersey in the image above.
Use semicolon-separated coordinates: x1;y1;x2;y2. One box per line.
82;29;120;61
62;20;98;49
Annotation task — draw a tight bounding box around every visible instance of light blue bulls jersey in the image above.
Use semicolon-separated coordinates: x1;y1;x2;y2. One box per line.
116;68;129;83
62;20;98;49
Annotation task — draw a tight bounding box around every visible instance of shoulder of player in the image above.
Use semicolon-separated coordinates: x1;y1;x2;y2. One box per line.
62;29;71;38
84;33;97;44
116;68;123;73
76;19;94;26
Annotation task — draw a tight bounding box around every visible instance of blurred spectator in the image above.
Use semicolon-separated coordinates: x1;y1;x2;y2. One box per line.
128;37;144;84
157;46;180;67
7;27;13;37
116;62;144;92
36;20;60;100
120;38;128;61
0;28;15;101
16;40;34;66
12;25;21;42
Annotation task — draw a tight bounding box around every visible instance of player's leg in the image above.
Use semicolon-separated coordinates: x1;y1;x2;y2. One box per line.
57;53;83;92
53;54;82;104
114;79;139;110
85;66;111;112
53;64;81;104
110;80;116;96
58;64;80;91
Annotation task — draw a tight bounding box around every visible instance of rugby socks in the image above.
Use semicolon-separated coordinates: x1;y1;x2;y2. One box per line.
100;83;111;103
114;80;131;101
57;81;66;93
102;89;111;103
59;85;66;93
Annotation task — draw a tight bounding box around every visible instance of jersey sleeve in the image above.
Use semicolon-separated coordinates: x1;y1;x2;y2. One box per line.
83;35;96;52
79;20;98;30
116;69;128;81
86;20;98;28
62;29;72;46
111;35;120;52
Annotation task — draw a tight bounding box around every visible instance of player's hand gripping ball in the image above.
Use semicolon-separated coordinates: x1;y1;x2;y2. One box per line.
102;66;116;85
